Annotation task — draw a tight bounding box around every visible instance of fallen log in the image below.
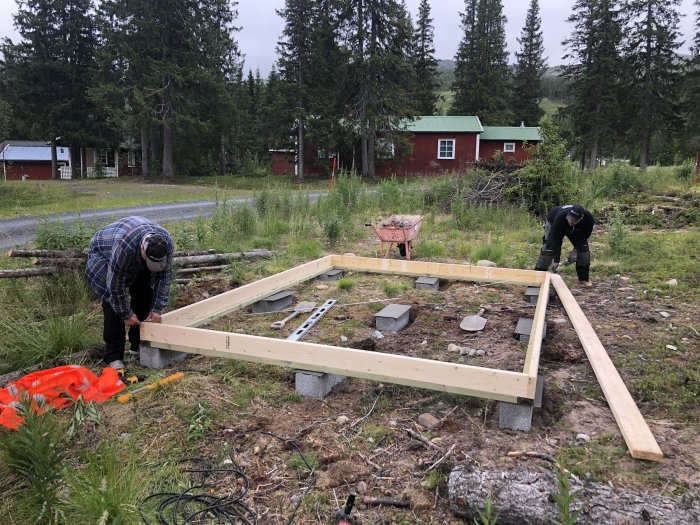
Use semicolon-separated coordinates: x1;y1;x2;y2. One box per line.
175;264;230;275
8;249;85;258
174;249;272;267
448;464;700;525
0;267;57;278
362;496;411;508
32;258;84;266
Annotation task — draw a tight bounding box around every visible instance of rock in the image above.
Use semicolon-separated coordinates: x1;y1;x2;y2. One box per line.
659;311;671;318
475;349;486;356
417;412;440;430
448;343;461;352
388;419;398;428
340;335;348;342
356;481;368;494
420;339;428;347
372;330;384;340
458;347;474;356
666;344;677;351
476;260;497;267
336;415;350;425
367;437;374;443
223;458;233;465
666;278;678;286
546;438;559;446
619;276;631;281
576;433;591;443
118;433;131;441
316;284;329;290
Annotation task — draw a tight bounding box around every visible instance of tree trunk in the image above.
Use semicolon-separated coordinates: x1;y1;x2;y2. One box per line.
358;0;369;178
219;132;226;176
51;139;58;180
69;143;79;180
449;465;700;525
588;135;598;171
141;126;149;177
80;147;86;179
297;115;305;182
639;126;649;171
162;109;174;178
367;125;376;178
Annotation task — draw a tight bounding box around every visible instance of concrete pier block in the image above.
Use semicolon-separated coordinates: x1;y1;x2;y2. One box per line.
415;276;439;290
251;290;294;313
514;317;547;343
524;286;540;305
317;269;344;281
374;304;411;332
140;345;187;369
498;376;544;431
295;370;346;398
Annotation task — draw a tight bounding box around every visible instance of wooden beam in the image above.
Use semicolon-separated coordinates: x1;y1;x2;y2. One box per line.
523;272;550;384
162;256;334;327
550;274;663;461
142;323;535;402
331;255;546;286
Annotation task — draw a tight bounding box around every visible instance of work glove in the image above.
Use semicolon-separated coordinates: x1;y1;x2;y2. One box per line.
551;262;560;273
566;249;578;264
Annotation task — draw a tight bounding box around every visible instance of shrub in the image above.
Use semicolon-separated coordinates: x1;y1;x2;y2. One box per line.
606;209;631;255
35;219;92;250
675;160;695;180
322;214;342;246
337;277;355;291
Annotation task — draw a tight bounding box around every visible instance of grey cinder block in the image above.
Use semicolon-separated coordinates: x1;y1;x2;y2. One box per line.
140;345;187;369
251;290;294;313
295;370;346;398
415;276;439;290
317;269;344;281
524;286;540;305
514;317;547;342
498;401;534;432
374;304;411;332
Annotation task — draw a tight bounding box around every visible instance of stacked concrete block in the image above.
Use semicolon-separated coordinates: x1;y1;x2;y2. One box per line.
514;317;547;343
374;304;411;332
498;376;544;431
295;370;346;398
415;276;440;290
140;345;187;369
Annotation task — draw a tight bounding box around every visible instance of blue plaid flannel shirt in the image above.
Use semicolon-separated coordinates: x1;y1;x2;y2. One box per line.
85;216;174;320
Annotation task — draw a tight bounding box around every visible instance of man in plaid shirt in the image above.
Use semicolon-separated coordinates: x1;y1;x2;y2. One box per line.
86;216;174;371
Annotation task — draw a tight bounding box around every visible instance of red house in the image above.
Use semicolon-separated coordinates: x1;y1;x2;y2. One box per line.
269;116;541;177
478;126;541;166
0;140;71;181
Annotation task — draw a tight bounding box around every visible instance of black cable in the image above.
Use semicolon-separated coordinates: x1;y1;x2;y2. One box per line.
139;456;257;525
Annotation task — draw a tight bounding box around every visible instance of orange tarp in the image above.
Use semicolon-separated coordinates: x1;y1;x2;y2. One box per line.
0;365;126;430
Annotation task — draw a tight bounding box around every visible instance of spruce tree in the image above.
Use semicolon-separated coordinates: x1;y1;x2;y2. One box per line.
451;0;510;124
1;0;99;179
683;1;700;150
623;0;682;170
511;0;547;126
412;0;439;115
562;0;625;170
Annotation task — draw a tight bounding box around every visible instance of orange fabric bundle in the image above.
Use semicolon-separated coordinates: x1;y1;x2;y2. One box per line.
0;365;126;430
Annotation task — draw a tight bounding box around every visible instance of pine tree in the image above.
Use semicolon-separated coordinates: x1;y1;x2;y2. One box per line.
511;0;547;126
623;0;682;170
412;0;439;115
451;0;510;124
562;0;625;170
1;0;99;179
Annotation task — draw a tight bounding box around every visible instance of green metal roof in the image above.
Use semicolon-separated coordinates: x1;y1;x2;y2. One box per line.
480;126;541;141
403;116;483;133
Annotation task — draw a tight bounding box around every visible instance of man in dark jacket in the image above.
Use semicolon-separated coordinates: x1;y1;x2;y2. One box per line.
86;216;174;371
534;204;595;286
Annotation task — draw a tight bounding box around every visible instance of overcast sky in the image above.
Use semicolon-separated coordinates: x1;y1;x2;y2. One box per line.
1;0;697;76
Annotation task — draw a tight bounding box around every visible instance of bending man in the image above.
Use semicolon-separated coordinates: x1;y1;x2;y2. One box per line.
534;204;595;286
86;216;174;371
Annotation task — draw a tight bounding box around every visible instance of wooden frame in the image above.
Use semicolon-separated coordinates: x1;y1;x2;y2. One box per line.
142;255;661;461
144;256;548;403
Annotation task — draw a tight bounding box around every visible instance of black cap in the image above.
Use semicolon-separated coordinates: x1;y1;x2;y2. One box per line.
566;205;585;222
143;233;168;272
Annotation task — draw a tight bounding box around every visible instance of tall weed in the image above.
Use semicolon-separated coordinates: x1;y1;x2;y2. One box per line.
35;219;92;250
606;210;631;255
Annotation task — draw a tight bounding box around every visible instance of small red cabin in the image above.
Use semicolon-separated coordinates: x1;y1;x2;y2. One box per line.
478;126;541;166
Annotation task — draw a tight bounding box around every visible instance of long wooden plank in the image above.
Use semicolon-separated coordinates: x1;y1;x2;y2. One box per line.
163;256;334;327
331;255;546;286
550;274;663;461
142;323;535;402
523;272;550;381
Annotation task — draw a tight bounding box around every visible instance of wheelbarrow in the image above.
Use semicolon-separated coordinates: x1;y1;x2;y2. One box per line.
370;214;424;260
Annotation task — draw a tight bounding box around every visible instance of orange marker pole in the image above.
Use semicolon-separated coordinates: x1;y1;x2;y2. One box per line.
330;155;337;193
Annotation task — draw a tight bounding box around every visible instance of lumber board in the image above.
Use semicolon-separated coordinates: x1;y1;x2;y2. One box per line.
550;274;663;461
331;255;546;286
523;272;550;381
142;323;534;402
162;256;334;327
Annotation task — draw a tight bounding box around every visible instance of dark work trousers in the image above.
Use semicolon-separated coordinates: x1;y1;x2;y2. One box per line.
535;223;591;281
102;270;153;364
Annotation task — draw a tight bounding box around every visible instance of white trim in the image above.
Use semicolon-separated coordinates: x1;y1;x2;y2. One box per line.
437;138;455;160
504;142;516;153
476;133;480;161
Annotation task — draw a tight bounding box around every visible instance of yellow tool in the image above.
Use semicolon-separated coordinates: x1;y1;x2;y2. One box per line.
117;372;185;403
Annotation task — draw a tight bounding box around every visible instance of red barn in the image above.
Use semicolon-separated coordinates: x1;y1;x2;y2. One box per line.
478;126;541;166
0;140;71;181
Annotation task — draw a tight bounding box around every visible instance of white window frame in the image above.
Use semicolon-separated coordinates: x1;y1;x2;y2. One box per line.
437;138;455;160
503;142;516;153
